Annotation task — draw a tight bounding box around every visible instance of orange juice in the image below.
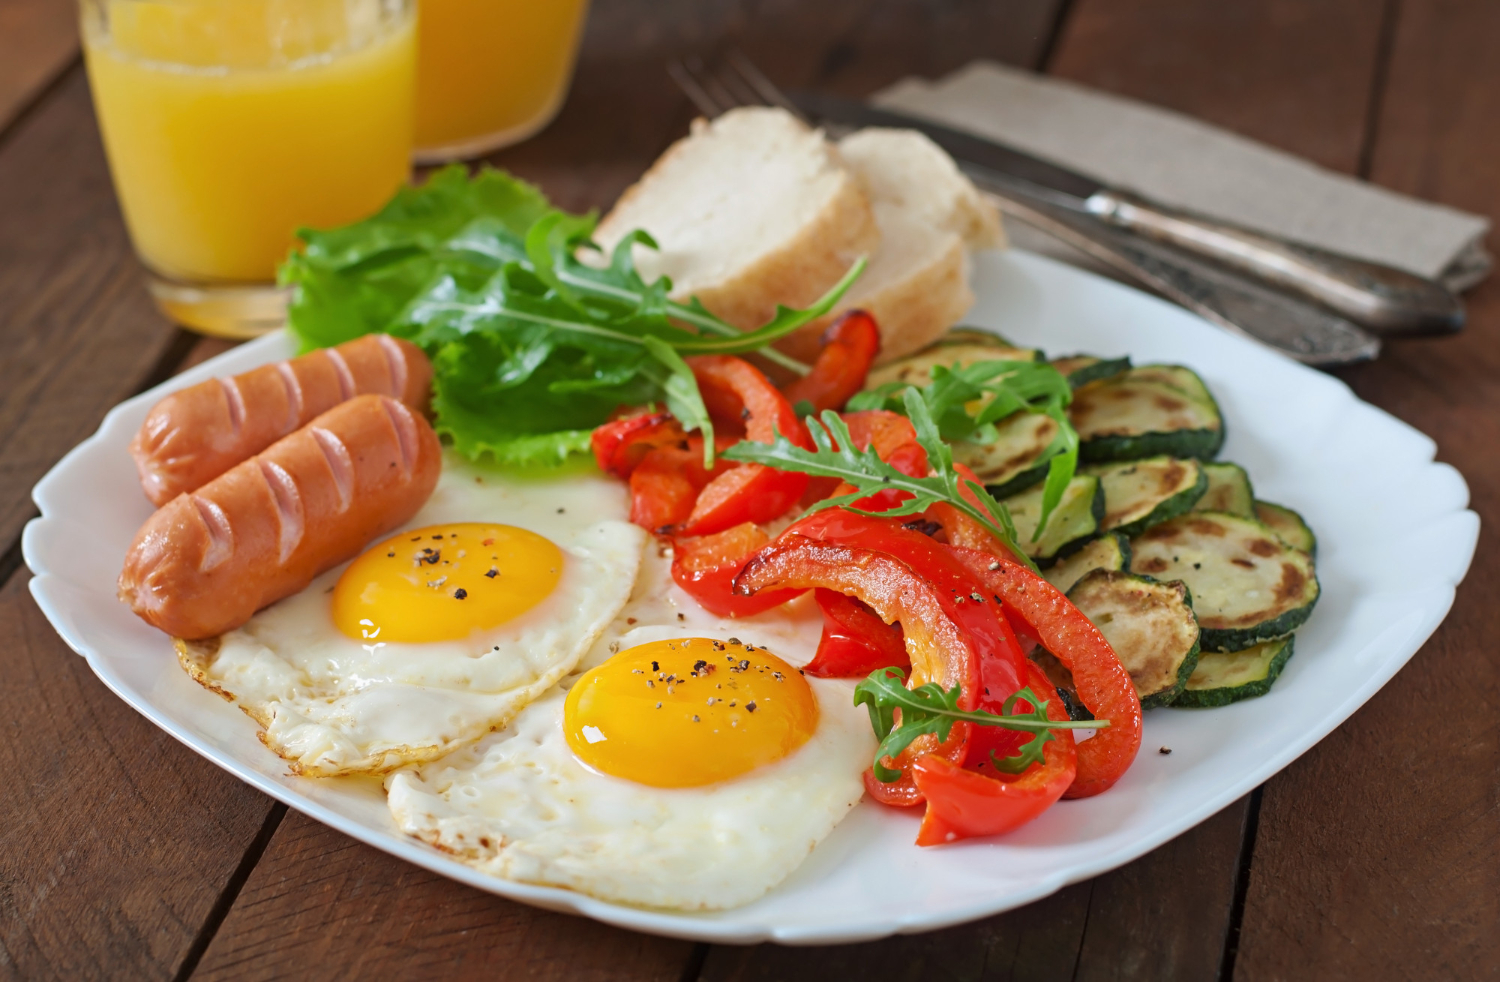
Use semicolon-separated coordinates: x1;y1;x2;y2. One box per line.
82;0;415;285
414;0;590;161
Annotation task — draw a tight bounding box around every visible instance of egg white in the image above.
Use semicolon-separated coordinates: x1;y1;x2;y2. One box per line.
385;543;877;911
177;453;646;776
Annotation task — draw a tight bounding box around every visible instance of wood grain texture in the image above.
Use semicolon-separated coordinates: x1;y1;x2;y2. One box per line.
1233;0;1500;976
191;810;694;982
0;0;77;136
0;567;276;980
0;67;183;555
1048;0;1391;173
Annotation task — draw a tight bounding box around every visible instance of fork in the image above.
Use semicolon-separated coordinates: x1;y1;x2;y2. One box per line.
666;53;1389;365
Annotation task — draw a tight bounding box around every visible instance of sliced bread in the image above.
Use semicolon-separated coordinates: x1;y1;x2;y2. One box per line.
775;128;1004;365
594;106;878;331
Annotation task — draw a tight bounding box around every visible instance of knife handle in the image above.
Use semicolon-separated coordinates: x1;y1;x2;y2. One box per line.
1084;190;1463;336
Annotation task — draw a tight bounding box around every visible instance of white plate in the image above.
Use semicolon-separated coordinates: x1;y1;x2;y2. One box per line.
23;250;1478;945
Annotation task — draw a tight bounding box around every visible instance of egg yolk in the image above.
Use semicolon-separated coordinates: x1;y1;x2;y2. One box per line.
564;638;818;788
332;523;563;643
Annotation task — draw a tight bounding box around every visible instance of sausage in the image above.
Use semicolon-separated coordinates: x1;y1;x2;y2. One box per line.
130;334;432;506
119;394;442;640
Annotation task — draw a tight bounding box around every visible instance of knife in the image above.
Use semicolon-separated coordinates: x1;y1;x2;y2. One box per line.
792;90;1462;338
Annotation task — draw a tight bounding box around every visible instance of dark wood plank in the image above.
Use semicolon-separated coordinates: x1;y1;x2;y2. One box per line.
0;0;76;136
1233;0;1500;975
1048;0;1391;173
192;811;694;982
0;67;185;553
0;566;277;979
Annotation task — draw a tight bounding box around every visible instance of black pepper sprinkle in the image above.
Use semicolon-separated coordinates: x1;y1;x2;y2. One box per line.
677;613;685;621
387;551;395;558
1159;747;1172;755
746;702;757;713
647;680;654;688
727;637;741;645
485;568;499;578
656;702;662;709
651;661;660;671
955;596;966;604
454;588;468;600
970;592;985;603
772;672;784;681
557;507;565;513
410;536;421;542
738;659;750;670
692;715;701;722
433;534;443;540
987;560;1001;571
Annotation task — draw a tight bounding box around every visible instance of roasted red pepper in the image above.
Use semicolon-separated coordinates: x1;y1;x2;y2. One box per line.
736;509;1029;808
671;522;803;617
672;356;813;536
911;663;1077;845
628;438;733;532
592;411;686;478
781;310;882;414
803;588;910;678
946;543;1142;799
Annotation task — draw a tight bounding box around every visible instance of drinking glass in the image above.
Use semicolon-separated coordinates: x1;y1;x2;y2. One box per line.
413;0;591;163
81;0;417;338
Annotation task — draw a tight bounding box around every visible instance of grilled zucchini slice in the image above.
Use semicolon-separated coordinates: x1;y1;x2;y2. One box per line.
866;338;1040;390
953;410;1059;497
1088;456;1206;537
1194;462;1255;516
1127;364;1218;409
1176;636;1295;707
1044;533;1131;594
1254;500;1317;556
938;327;1040;354
1050;354;1132;389
1067;569;1201;708
1071;377;1225;462
1003;474;1104;563
1130;512;1319;651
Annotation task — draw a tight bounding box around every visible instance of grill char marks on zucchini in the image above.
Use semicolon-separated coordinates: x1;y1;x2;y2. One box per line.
1044;532;1131;594
1254;500;1317;556
1088;456;1206;537
1002;474;1104;563
1066;569;1201;708
1195;462;1255;517
954;410;1059;497
1071;374;1224;462
1050;354;1132;389
1129;512;1319;652
1176;636;1295;707
864;338;1040;391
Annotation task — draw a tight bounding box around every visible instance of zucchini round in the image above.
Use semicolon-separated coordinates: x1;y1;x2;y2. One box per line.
1071;377;1225;462
1002;473;1104;563
1050;354;1132;389
1175;636;1295;707
1088;456;1207;537
1194;462;1255;517
1129;512;1319;651
1254;500;1317;557
1127;364;1218;410
954;410;1059;495
866;339;1040;390
1067;569;1202;709
1044;532;1131;594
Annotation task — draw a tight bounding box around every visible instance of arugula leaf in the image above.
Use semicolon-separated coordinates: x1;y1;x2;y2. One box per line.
848;359;1079;540
853;667;1100;782
281;167;863;466
723;392;1035;568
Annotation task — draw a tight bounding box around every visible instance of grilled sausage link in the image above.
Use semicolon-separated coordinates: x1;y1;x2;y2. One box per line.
130;334;432;506
119;394;441;639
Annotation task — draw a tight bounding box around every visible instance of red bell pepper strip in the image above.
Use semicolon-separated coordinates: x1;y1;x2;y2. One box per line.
673;356;813;537
803;588;910;678
946;543;1143;799
628;438;731;533
736;509;1028;805
781;309;882;414
592;411;686;478
671;523;803;617
910;662;1077;845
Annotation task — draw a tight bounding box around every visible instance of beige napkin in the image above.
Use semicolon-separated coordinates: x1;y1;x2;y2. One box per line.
874;62;1491;289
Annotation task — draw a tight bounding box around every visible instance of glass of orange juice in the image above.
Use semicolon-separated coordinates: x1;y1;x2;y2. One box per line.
81;0;416;338
413;0;591;163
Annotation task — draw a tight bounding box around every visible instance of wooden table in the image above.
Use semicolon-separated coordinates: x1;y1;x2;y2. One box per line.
2;1;1496;978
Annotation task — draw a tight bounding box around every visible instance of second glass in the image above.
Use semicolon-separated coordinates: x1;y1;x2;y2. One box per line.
413;0;591;163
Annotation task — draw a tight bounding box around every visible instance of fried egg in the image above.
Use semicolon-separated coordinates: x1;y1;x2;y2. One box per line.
386;546;875;911
177;453;646;776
